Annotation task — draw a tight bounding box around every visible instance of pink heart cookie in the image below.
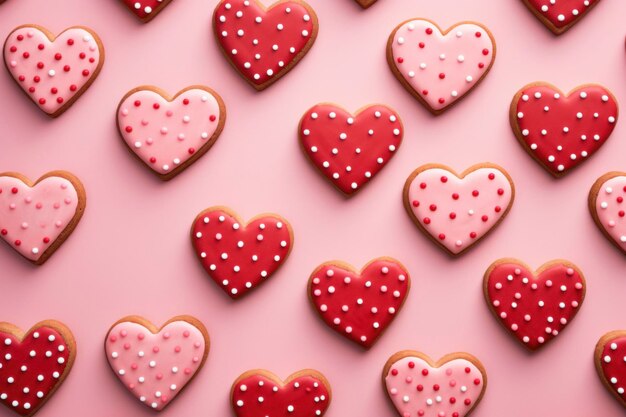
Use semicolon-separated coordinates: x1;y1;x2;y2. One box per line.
589;172;626;255
3;25;104;117
383;351;487;417
0;172;86;265
117;86;226;180
105;316;209;411
387;19;496;114
403;163;515;256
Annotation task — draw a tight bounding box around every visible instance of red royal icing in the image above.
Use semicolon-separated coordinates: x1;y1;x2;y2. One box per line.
485;260;585;350
0;326;72;416
191;208;293;299
512;84;618;176
121;0;171;20
309;259;409;348
213;0;317;89
232;372;330;417
299;104;403;195
525;0;600;31
597;333;626;407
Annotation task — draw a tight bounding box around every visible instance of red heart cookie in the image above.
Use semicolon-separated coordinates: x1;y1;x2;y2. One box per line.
3;25;104;117
191;207;293;299
383;351;487;417
299;104;403;196
105;316;209;411
522;0;601;35
0;172;86;265
232;369;331;417
120;0;174;22
484;259;585;350
0;321;76;417
403;163;515;256
596;331;626;408
117;86;226;180
213;0;318;90
387;19;496;114
510;83;618;177
308;258;410;348
588;172;626;255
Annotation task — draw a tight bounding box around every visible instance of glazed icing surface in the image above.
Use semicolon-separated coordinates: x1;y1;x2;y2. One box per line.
514;85;617;175
406;167;512;254
594;176;626;251
309;259;409;348
300;104;403;195
214;0;315;86
3;26;102;114
390;20;494;111
385;356;485;417
232;373;329;417
105;320;206;411
117;88;223;176
0;326;71;416
486;262;584;349
526;0;599;28
0;176;79;261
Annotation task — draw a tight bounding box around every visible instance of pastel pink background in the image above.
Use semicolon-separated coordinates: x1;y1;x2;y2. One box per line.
0;0;624;416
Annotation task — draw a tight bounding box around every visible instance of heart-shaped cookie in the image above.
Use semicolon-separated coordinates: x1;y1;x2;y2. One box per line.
383;351;487;417
596;331;626;408
308;258;410;348
354;0;377;8
522;0;601;35
403;163;515;256
232;369;331;417
510;83;618;177
299;104;403;196
0;320;76;417
105;316;209;411
484;258;585;350
387;19;496;114
3;25;104;117
213;0;318;90
191;207;293;299
120;0;174;22
589;172;626;254
117;86;226;180
0;172;86;265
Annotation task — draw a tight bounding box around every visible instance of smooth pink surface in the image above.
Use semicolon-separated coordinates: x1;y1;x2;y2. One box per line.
0;0;624;416
3;26;101;115
0;175;79;261
384;355;484;417
390;20;494;111
104;320;207;411
117;87;223;176
406;166;513;254
594;175;626;251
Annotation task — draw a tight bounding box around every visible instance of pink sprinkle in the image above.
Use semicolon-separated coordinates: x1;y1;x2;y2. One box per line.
166;110;173;117
129;383;135;389
163;332;170;339
138;333;145;340
109;335;117;343
131;363;138;370
193;341;201;348
183;331;190;338
120;330;128;337
156;373;163;380
192;356;199;363
184;368;192;375
123;343;130;350
153;346;160;353
53;202;60;209
174;346;181;353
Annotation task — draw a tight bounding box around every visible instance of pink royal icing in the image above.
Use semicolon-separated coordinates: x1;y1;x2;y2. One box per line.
117;87;224;177
105;320;207;411
385;355;485;417
390;20;495;112
0;175;80;262
405;165;513;255
594;175;626;252
3;26;103;115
